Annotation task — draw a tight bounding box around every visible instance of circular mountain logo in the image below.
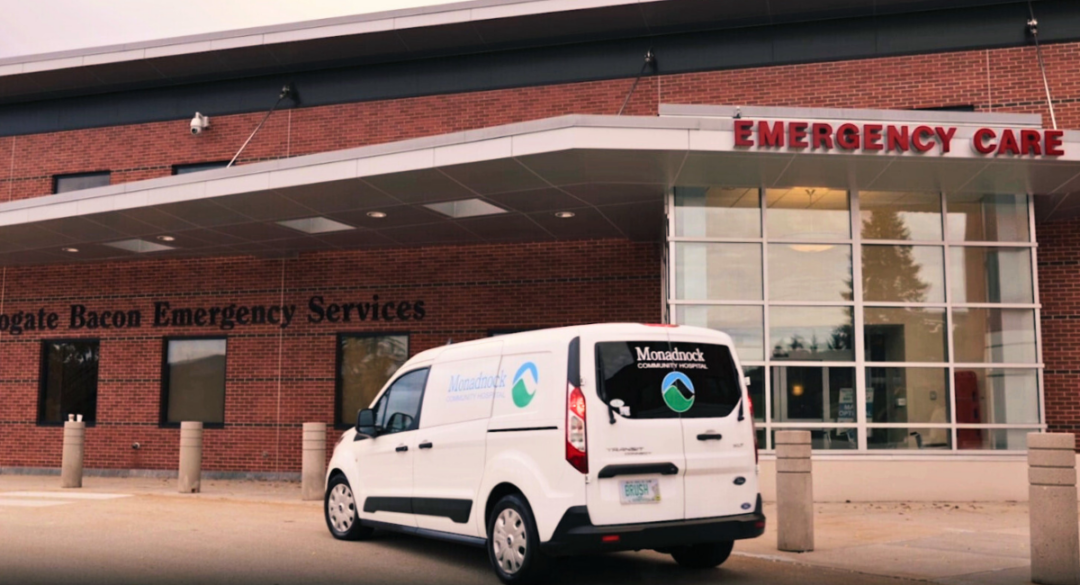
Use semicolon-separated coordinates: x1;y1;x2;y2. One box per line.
661;371;695;413
512;362;539;408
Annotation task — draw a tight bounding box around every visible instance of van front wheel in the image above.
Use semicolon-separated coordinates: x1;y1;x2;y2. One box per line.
670;541;734;569
324;475;374;541
487;494;549;584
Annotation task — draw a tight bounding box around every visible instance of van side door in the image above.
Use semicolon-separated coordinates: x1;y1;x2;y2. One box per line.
353;368;429;528
412;340;503;536
671;332;760;520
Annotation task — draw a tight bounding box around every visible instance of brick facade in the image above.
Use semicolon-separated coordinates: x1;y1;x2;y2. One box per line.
0;240;661;472
1;39;1079;471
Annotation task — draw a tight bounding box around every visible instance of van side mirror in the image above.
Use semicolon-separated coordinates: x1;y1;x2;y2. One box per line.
356;409;377;438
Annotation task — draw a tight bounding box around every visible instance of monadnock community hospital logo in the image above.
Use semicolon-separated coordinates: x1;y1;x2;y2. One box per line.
512;362;539;408
661;371;695;413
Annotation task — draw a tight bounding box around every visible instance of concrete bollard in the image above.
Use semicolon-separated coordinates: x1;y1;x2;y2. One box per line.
60;419;86;488
302;422;327;501
1028;433;1080;585
178;421;204;494
776;430;814;552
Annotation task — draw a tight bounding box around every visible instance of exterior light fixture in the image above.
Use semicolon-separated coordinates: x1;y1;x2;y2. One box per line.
366;211;387;219
157;235;176;242
61;247;79;253
554;211;576;219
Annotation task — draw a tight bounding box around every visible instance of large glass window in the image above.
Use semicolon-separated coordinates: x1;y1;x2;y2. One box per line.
860;191;943;241
675;243;762;300
669;188;1040;452
54;172;110;193
768;244;852;302
163;338;227;425
950;247;1034;304
674;187;760;238
337;334;409;428
39;341;99;424
766;187;850;240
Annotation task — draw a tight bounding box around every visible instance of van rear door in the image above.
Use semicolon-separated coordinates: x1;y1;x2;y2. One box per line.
670;332;759;520
584;331;687;526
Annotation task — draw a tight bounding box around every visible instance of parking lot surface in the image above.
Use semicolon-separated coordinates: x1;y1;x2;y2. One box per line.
0;483;923;585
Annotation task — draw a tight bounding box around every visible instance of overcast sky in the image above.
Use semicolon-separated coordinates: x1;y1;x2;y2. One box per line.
0;0;461;59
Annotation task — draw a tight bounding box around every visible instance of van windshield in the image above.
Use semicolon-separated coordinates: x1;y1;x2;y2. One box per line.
595;341;742;419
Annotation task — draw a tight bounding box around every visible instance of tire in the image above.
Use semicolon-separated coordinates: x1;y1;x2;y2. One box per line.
324;474;374;541
670;541;734;569
487;494;549;585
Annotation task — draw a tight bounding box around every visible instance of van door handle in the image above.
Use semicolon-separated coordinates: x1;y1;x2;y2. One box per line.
418;442;433;450
395;445;408;453
697;433;723;441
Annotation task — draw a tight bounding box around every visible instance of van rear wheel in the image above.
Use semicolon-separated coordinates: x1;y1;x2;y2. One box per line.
670;541;734;569
487;494;549;584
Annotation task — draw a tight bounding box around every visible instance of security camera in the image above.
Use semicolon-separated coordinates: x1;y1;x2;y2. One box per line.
190;112;210;135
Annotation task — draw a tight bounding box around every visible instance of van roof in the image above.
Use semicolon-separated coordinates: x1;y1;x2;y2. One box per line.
409;323;734;363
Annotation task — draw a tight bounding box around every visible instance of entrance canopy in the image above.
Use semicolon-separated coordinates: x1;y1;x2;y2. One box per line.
0;104;1078;266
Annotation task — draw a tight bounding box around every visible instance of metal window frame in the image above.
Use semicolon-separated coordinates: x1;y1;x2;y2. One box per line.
666;186;1044;454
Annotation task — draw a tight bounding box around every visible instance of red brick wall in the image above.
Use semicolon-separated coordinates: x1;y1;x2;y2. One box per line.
1033;217;1080;436
0;239;661;472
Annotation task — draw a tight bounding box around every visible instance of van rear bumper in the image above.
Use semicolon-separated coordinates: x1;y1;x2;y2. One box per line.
542;497;766;556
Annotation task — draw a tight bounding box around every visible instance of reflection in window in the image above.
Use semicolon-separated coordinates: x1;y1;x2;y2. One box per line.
373;368;428;434
676;305;764;361
745;366;765;422
164;339;227;424
772;429;857;450
952;308;1037;364
864;307;947;363
674;187;761;238
862;245;944;303
338;335;409;427
950;247;1034;304
766;187;850;240
957;428;1037;450
860;191;943;241
39;341;100;424
768;244;852;302
770;306;854;361
953;368;1039;427
770;366;855;424
866;367;950;424
868;427;951;450
674;243;762;301
947;194;1030;242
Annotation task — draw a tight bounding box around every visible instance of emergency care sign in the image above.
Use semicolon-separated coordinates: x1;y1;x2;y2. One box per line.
0;294;427;335
732;119;1066;157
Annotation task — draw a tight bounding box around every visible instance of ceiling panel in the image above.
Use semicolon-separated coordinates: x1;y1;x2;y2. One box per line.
155;199;256;227
276;179;398;214
213;191;318;222
868;158;989;193
378;221;484;246
329;205;444;229
676;152;792;188
485;188;589;213
439;159;549;195
363;169;476;204
526;206;623;239
518;150;686;186
597;200;665;241
561;183;666;206
457;213;553;243
772;153;893;190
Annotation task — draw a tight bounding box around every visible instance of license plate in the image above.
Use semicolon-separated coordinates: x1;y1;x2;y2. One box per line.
619;479;660;504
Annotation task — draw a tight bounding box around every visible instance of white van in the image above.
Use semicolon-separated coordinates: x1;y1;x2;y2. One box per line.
323;323;764;584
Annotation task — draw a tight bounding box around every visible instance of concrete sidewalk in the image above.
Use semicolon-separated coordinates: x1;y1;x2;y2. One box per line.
0;474;1050;584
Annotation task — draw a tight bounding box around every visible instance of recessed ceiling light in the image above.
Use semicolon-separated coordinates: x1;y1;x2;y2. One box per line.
61;247;79;253
424;199;507;219
104;239;175;253
156;235;176;242
366;211;387;219
554;211;576;219
277;217;355;234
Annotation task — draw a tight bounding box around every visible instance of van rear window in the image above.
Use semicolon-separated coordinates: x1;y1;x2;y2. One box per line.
595;341;742;419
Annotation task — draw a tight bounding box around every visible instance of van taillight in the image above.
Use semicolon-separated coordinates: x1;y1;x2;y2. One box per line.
566;384;588;474
748;395;759;465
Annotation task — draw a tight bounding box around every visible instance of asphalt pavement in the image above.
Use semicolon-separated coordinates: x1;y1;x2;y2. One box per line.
0;486;923;585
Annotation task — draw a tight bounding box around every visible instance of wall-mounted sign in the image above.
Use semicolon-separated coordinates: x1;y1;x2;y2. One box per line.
0;295;426;335
733;120;1065;157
